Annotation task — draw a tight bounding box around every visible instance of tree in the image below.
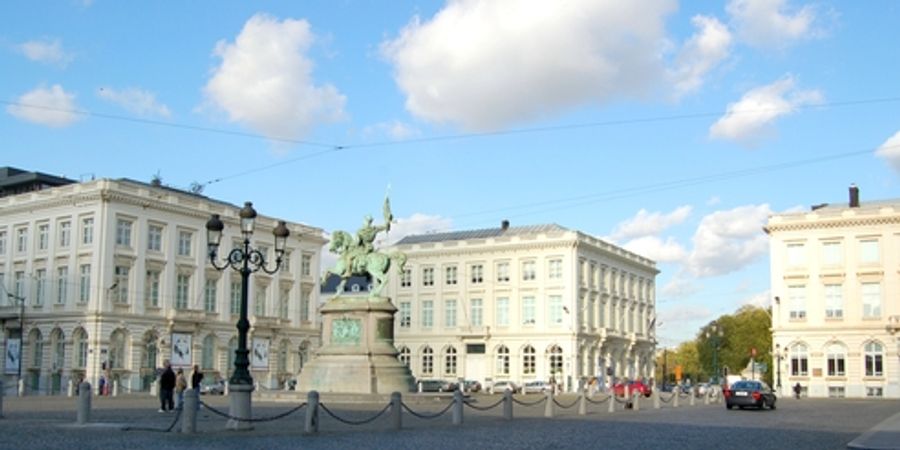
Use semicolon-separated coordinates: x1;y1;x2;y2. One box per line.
697;305;772;384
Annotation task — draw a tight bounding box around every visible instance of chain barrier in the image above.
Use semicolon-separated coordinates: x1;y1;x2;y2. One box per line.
122;407;183;432
319;402;391;426
584;394;611;405
511;396;547;407
552;397;579;409
462;397;505;411
199;400;307;423
613;395;631;405
401;400;455;420
658;393;675;404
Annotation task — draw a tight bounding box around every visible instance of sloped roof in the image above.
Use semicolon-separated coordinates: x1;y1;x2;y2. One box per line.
395;223;570;245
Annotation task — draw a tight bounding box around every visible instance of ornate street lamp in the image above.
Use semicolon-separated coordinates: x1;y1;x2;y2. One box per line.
206;202;289;429
774;343;785;393
705;323;724;385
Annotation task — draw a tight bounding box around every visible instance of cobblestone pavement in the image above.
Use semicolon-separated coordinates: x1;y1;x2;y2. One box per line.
1;393;898;450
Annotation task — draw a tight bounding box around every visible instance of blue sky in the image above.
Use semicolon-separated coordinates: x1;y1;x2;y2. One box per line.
3;1;899;345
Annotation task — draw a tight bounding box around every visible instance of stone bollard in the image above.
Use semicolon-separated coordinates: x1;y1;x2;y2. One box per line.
608;391;615;413
633;391;640;411
578;392;586;416
390;392;402;430
223;381;229;396
182;389;198;434
77;382;92;425
304;391;319;434
150;380;158;397
503;390;513;420
673;390;680;408
67;379;74;397
625;386;632;410
543;390;554;418
18;379;24;397
113;380;119;397
653;390;660;409
418;382;423;393
452;390;464;426
704;389;710;405
690;390;696;406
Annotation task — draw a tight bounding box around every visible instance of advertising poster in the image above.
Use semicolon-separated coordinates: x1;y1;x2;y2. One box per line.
171;333;192;367
251;338;269;369
5;338;21;375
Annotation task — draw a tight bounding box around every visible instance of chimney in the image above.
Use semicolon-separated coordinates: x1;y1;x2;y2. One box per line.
501;220;510;231
849;184;859;208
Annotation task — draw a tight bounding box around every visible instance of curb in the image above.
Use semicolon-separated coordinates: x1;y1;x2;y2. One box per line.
847;411;900;450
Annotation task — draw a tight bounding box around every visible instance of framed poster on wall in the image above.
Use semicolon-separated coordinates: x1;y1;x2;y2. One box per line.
251;338;269;369
5;338;21;375
171;333;192;368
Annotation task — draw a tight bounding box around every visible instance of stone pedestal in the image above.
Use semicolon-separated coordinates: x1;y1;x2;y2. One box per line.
298;294;414;394
226;384;254;431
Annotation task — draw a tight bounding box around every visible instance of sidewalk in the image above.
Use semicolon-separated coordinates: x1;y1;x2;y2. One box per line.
847;410;900;450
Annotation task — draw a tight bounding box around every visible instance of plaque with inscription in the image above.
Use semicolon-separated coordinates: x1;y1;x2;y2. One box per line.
376;318;394;341
332;318;361;345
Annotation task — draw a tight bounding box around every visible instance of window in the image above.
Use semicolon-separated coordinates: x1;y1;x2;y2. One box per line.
279;288;289;319
786;243;805;267
822;241;841;266
301;254;312;277
444;299;457;327
522;345;535;375
521;260;536;281
146;270;161;307
205;279;218;313
495;346;509;375
37;224;49;251
30;330;43;368
400;269;412;288
0;230;6;254
422;267;434;287
445;266;457;285
59;221;71;248
470;298;483;327
826;344;845;376
867;387;884;398
177;231;192;256
81;218;93;245
790;344;808;376
300;289;310;322
828;386;845;398
399;347;411;366
788;285;806;319
399;301;411;328
16;228;27;253
549;295;563;325
444;347;457;375
56;267;68;305
860;239;879;264
421;346;433;375
549;346;563;376
74;329;88;368
496;262;510;282
230;280;241;314
147;225;163;252
113;265;129;304
281;251;291;271
35;269;46;306
109;330;126;369
496;297;509;326
175;274;190;309
115;219;132;247
470;264;483;284
862;283;881;318
254;285;267;316
864;342;883;377
548;259;562;280
422;300;434;328
202;335;216;370
522;296;535;325
824;284;843;318
78;264;90;303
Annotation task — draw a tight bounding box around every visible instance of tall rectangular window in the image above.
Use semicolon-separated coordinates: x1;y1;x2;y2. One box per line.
147;225;163;252
37;224;49;250
205;279;217;313
444;299;457;327
862;283;881;318
301;254;312;277
81;218;93;245
177;231;192;257
146;270;161;307
78;264;91;303
400;269;412;287
16;228;27;253
522;296;535;325
422;268;434;287
300;289;310;322
35;269;47;305
548;259;562;280
56;266;68;305
521;261;536;281
14;271;25;299
822;241;842;266
826;346;845;376
860;239;879;264
788;284;806;319
175;273;190;309
59;221;71;248
470;264;483;284
422;300;433;328
549;295;563;325
230;280;241;314
0;230;6;254
279;288;289;319
470;298;483;327
786;243;805;267
445;266;458;285
496;262;510;282
116;219;132;247
399;301;411;328
114;265;129;304
496;297;509;326
254;285;266;316
824;284;843;318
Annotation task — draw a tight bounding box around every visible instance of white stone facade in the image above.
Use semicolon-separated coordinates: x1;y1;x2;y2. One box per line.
386;224;658;393
0;178;325;395
767;192;900;399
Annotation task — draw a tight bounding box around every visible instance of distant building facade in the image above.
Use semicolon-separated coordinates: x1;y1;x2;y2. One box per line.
0;176;325;394
0;166;75;198
766;185;900;399
386;222;658;392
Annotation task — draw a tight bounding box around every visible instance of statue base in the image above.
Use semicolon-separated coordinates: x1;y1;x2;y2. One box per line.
298;294;415;394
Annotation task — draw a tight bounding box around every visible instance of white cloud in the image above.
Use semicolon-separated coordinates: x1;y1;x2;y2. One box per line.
686;204;772;277
610;205;692;241
6;84;81;127
709;76;823;145
875;130;900;174
202;13;346;141
381;0;677;131
362;120;420;141
660;276;701;299
97;87;171;118
669;15;732;97
659;305;712;324
378;213;453;246
17;38;74;67
739;289;771;309
622;236;688;263
727;0;819;49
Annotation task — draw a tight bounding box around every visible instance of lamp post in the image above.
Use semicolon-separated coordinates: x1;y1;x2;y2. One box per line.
205;202;289;430
775;343;783;394
705;323;724;385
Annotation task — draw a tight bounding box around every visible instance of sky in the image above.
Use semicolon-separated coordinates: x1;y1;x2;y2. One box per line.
2;0;900;346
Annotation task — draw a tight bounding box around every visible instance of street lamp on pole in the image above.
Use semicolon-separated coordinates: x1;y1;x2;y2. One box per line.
206;202;290;430
705;323;724;385
775;343;784;393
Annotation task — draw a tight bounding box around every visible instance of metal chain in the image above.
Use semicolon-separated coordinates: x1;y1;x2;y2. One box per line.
401;400;455;420
584;394;610;405
511;396;547;407
199;400;307;423
613;396;631;404
553;397;580;409
659;393;675;403
319;402;391;426
463;397;505;411
122;407;182;433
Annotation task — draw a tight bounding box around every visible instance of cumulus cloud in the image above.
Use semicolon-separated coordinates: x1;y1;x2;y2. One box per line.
875;130;900;174
98;87;171;118
7;84;81;127
610;206;692;241
669;15;732;97
381;0;676;131
378;213;453;246
362;120;420;141
660;276;701;299
686;204;772;277
202;13;346;141
709;76;823;145
622;236;688;263
727;0;820;49
17;38;74;67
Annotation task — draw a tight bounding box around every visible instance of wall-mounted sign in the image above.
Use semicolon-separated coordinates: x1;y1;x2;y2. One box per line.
171;333;192;367
251;338;269;369
5;338;21;375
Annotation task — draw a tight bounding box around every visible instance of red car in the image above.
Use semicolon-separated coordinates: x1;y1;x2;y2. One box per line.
613;381;652;397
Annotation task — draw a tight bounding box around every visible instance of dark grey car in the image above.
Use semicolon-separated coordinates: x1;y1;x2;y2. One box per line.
725;380;776;410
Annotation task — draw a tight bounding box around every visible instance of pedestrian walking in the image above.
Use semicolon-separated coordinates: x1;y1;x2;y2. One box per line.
175;369;187;410
190;365;204;410
98;375;106;396
793;382;802;399
158;360;176;412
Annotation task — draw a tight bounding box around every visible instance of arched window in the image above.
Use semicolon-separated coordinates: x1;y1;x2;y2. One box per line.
398;346;410;367
444;346;457;375
496;345;510;375
202;335;216;370
226;337;237;374
549;345;563;376
298;341;311;372
109;329;127;369
790;344;808;376
142;332;159;369
522;345;535;375
277;340;289;373
421;346;433;375
864;342;883;377
826;343;845;376
29;329;44;369
51;328;65;371
73;328;88;369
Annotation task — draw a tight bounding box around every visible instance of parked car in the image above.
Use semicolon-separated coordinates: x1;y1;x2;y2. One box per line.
419;379;444;392
613;380;652;397
491;380;518;394
725;380;776;410
522;380;552;394
200;379;225;395
440;380;459;392
696;383;710;397
463;380;482;393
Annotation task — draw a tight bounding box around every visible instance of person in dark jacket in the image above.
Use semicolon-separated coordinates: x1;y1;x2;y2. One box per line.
158;360;176;412
190;365;204;410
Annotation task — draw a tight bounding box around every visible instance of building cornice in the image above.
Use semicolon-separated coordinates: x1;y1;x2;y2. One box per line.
765;214;900;234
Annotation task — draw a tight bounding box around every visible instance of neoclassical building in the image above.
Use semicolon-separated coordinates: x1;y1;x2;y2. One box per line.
0;173;325;394
385;222;658;392
766;185;900;399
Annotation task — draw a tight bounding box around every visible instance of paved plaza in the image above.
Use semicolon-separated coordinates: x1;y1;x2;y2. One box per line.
0;393;898;450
